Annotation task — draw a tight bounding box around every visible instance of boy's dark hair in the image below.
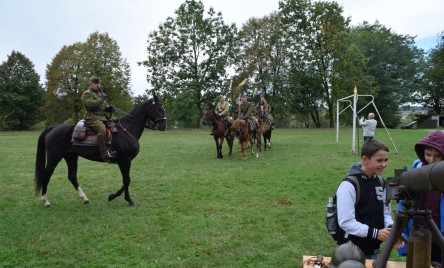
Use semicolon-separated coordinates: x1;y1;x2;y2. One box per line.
361;140;389;158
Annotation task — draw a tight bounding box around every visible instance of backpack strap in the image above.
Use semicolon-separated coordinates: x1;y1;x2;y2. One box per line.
343;175;384;206
344;175;360;206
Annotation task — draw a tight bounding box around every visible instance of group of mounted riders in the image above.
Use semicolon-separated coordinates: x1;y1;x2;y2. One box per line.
83;74;274;161
211;94;274;138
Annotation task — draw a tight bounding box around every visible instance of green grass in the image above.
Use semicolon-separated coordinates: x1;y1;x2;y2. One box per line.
0;128;434;267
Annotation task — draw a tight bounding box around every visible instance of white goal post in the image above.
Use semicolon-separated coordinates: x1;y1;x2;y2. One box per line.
336;88;398;154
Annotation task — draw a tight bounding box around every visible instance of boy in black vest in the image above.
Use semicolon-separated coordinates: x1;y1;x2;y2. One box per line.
336;140;404;259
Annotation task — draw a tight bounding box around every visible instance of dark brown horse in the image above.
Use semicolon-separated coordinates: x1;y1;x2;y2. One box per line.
34;95;166;208
257;110;273;151
262;127;272;150
231;117;262;160
203;107;233;158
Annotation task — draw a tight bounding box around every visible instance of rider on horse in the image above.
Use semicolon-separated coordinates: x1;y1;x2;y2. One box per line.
81;76;116;162
254;96;274;129
212;95;233;135
238;95;260;133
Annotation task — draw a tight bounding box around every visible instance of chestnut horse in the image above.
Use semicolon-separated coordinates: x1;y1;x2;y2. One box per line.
231;117;263;160
203;107;233;159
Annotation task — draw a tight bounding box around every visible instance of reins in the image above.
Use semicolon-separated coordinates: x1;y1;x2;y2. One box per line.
113;104;166;131
109;102;166;141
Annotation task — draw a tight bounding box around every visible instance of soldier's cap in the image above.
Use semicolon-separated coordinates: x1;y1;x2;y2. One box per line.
90;76;100;83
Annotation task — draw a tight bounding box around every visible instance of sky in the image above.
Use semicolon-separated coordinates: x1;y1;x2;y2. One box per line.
1;0;443;96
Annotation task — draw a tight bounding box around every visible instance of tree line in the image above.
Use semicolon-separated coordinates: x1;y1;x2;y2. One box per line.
0;0;443;130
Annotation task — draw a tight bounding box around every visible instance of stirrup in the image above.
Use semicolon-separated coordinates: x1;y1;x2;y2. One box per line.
101;149;117;160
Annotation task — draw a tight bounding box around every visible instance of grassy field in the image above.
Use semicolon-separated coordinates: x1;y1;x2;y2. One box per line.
0;127;434;267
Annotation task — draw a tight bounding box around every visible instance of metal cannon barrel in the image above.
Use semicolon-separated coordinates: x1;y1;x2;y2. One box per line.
400;161;444;194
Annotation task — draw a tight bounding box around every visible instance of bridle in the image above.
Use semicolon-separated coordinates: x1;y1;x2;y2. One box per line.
114;103;167;133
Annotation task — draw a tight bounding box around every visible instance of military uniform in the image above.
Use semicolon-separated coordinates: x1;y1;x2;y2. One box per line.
215;101;229;116
210;98;232;136
237;101;251;119
81;76;115;162
82;88;111;136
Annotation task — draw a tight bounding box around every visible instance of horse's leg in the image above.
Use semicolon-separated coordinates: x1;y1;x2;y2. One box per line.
214;137;221;159
227;135;233;157
241;139;247;160
249;134;255;156
64;153;90;205
219;136;224;159
256;136;260;158
263;134;267;151
109;159;135;207
40;157;63;208
257;132;261;157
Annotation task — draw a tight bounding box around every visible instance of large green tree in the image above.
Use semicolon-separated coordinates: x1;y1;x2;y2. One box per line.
45;32;132;125
0;51;44;130
236;12;288;122
351;22;423;127
279;0;352;127
141;0;237;128
45;43;85;125
414;33;444;114
82;32;132;111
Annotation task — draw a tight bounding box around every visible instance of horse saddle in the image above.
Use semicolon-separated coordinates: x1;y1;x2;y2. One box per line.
243;116;258;135
72;120;118;146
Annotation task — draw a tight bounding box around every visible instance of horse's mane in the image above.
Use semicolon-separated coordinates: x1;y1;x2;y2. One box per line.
126;98;155;118
232;119;246;129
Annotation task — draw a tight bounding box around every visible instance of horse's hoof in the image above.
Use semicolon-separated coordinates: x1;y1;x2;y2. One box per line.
84;200;91;205
45;204;53;209
129;201;137;207
108;194;115;201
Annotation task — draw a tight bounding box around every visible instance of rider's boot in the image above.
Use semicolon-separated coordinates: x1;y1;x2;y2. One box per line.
97;135;116;163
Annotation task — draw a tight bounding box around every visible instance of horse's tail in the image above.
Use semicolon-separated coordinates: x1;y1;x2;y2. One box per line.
35;127;53;195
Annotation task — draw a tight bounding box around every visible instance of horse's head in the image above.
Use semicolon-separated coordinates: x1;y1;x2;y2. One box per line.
146;94;167;131
231;119;246;139
202;106;213;126
258;106;267;118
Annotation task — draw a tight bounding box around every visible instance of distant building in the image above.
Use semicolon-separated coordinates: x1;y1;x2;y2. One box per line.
423;115;444;128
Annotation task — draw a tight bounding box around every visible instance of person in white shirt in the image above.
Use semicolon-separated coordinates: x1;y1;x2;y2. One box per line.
359;113;377;142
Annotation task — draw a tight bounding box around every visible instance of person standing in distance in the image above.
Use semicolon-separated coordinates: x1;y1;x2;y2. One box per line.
359;113;377;142
81;76;116;162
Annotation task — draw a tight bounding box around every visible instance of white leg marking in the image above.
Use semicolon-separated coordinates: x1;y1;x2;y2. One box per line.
77;187;90;203
41;194;51;207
